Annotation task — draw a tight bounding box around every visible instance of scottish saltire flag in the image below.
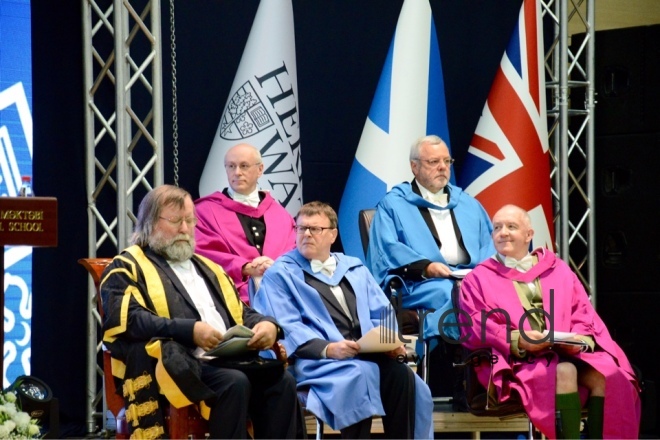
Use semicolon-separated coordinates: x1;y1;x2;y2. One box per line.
459;0;554;249
0;0;34;387
200;0;302;215
338;0;451;261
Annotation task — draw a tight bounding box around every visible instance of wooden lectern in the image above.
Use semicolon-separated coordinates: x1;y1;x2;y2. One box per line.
0;197;58;379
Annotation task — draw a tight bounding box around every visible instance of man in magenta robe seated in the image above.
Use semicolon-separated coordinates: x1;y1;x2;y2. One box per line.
458;204;641;439
194;143;296;303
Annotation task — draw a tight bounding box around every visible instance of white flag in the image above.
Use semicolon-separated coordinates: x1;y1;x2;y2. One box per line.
200;0;302;215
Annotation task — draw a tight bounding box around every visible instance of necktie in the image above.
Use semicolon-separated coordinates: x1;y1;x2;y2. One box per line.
310;257;337;277
504;254;534;272
233;192;260;208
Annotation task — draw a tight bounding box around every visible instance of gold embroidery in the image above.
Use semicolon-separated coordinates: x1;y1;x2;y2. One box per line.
126;399;159;427
123;372;153;401
130;424;165;439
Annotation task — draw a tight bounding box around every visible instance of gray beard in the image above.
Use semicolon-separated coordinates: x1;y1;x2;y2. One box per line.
150;231;195;262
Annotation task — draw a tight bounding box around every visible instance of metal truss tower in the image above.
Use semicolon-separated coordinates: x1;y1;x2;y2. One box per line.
82;0;164;434
80;0;595;435
542;0;596;300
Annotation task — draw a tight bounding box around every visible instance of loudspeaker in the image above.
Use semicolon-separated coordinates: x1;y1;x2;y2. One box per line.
571;24;660;136
595;133;660;292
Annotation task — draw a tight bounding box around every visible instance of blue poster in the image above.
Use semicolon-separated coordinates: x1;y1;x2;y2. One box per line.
0;0;33;388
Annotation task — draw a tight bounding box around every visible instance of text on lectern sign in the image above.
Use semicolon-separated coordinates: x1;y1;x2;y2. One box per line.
0;197;58;247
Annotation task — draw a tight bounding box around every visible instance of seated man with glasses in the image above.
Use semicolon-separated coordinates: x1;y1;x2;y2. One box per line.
194;143;296;304
101;184;304;439
459;204;641;438
366;135;494;396
253;201;433;439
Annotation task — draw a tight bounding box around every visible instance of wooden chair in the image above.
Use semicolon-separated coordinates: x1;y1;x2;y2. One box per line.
79;257;209;439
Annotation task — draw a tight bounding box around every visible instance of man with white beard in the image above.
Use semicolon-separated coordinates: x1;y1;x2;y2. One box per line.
101;184;303;439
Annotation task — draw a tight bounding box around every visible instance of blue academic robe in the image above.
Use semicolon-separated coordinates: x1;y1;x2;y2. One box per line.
367;182;495;339
253;250;433;438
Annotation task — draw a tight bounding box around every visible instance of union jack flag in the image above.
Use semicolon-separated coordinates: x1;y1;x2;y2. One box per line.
459;0;554;250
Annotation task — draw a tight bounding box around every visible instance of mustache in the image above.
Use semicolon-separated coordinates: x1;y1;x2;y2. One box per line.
150;231;195;252
170;233;193;244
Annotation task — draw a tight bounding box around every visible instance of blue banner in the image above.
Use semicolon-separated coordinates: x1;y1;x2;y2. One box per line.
0;0;33;388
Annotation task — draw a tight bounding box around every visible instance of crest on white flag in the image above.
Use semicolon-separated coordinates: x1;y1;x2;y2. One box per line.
219;81;275;140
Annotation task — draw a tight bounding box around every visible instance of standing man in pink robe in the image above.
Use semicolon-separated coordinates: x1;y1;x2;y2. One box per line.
194;143;296;304
459;204;641;438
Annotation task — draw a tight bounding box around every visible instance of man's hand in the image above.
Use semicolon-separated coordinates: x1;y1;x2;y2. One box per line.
424;262;452;278
326;340;360;359
424;262;451;278
242;256;275;277
193;321;223;352
385;345;407;359
518;330;552;353
247;321;278;350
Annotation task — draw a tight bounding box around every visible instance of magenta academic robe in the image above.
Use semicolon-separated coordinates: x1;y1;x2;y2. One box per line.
194;191;296;303
459;248;641;439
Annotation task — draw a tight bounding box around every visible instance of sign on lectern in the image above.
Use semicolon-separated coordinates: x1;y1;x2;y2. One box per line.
0;197;58;377
0;197;58;246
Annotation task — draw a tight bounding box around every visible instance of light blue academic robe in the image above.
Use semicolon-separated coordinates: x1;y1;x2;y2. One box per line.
367;182;495;340
253;249;433;438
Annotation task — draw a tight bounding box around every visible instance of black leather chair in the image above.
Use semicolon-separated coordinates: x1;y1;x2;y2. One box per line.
452;292;537;439
357;209;429;377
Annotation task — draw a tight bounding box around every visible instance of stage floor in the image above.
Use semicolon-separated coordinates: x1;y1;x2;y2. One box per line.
305;402;530;439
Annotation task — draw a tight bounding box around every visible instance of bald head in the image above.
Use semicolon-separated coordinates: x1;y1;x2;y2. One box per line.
491;204;534;259
226;143;261;161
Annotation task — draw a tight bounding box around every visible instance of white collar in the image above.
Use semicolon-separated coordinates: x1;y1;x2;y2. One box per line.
418;185;448;207
228;187;260;207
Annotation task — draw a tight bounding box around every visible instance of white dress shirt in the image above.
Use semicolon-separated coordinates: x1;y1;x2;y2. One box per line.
169;259;227;359
418;185;468;265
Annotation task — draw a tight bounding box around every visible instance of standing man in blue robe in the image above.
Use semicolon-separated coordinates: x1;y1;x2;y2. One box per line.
253;201;434;439
367;135;495;342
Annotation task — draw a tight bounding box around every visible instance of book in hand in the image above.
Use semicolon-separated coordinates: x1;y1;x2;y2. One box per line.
206;325;256;358
356;326;404;353
542;330;588;348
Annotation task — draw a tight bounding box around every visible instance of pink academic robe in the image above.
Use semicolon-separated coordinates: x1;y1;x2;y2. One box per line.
194;191;296;303
459;248;641;439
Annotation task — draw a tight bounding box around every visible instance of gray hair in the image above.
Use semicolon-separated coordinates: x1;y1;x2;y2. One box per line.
409;135;445;161
131;185;192;246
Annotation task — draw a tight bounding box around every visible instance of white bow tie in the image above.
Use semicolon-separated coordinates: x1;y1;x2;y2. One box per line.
426;192;448;207
310;257;336;277
233;192;260;208
504;254;534;272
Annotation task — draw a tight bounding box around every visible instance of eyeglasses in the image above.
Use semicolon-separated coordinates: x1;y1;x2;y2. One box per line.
224;162;262;172
415;157;455;167
295;225;335;235
159;216;198;228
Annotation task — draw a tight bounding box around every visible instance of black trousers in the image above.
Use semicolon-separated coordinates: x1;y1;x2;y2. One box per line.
201;363;304;439
340;355;416;439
